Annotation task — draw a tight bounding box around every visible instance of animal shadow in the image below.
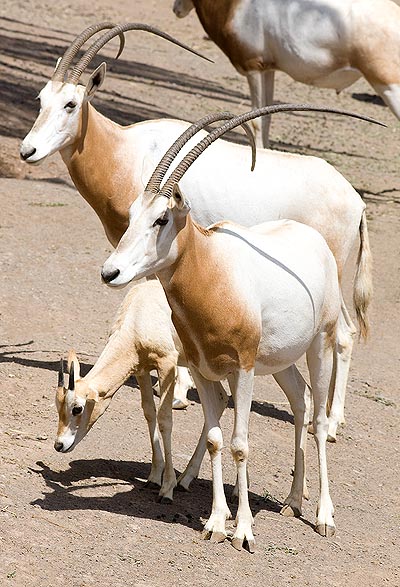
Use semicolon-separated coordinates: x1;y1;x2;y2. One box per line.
30;459;296;535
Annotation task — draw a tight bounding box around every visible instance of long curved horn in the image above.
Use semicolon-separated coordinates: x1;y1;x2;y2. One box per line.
146;111;256;193
67;23;213;84
52;22;124;82
58;359;65;388
160;103;386;197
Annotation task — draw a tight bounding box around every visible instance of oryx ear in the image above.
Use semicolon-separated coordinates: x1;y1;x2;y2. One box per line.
84;62;107;101
87;389;99;403
53;57;62;74
67;349;81;380
172;184;190;212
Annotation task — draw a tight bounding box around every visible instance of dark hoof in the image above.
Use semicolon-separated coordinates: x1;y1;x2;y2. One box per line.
280;503;301;518
157;495;173;504
144;480;161;490
315;523;336;537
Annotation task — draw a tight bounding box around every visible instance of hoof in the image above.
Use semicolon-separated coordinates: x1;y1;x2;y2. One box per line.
280;503;301;518
327;433;337;443
307;423;315;435
144;480;161;490
202;528;212;540
315;523;336;538
172;398;189;410
210;531;227;543
231;537;243;551
176;482;190;492
157;495;173;504
245;539;255;554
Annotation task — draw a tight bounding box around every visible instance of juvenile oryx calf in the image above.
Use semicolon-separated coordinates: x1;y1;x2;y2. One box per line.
101;106;359;550
54;280;195;502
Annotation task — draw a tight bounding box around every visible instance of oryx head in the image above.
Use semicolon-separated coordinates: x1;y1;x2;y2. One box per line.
54;352;109;453
101;110;258;286
173;0;195;18
101;103;384;289
20;21;211;165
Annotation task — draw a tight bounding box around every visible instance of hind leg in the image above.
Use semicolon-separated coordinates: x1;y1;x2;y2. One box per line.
273;365;311;517
306;333;336;537
136;373;164;488
172;366;193;410
328;299;356;441
370;82;400;119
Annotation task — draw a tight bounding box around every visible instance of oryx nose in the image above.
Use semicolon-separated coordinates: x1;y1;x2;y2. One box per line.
101;267;120;284
20;146;36;161
54;441;64;452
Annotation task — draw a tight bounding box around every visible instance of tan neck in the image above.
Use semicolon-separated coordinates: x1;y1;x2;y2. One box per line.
60;103;135;247
84;329;139;398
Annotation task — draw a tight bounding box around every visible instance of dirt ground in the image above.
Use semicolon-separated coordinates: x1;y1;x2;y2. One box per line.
0;1;399;586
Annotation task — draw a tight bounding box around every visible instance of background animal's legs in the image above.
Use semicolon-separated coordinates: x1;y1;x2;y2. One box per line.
246;69;275;147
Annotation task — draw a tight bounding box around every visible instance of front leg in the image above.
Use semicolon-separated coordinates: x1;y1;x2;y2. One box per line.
190;367;231;543
136;373;164;487
227;368;255;553
177;381;228;491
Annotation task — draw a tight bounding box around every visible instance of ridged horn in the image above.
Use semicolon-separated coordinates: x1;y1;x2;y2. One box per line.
160;103;386;197
52;22;123;83
67;23;213;84
68;362;75;391
58;359;65;388
146;111;257;193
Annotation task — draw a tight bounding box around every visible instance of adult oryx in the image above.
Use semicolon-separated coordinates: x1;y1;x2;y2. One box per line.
173;0;400;147
100;106;364;547
20;23;374;440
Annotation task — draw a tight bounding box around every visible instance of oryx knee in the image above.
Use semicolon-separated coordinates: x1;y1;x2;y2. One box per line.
206;426;223;454
230;438;249;463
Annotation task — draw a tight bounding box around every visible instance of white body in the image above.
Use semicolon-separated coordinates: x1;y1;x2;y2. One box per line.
174;0;400;146
102;188;342;548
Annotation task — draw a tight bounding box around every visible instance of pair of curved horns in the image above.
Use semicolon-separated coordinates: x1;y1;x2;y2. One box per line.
146;104;386;198
58;359;74;390
52;21;212;85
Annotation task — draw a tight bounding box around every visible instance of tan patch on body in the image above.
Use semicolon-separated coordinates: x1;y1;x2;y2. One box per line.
193;0;269;72
161;219;260;379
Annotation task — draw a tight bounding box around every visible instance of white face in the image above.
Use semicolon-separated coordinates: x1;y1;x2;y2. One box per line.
102;191;187;287
55;387;89;452
173;0;194;18
20;81;85;164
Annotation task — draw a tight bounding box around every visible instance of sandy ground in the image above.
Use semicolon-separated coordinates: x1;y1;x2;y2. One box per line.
0;1;399;586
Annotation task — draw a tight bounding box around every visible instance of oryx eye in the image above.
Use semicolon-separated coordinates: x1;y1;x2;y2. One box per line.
65;101;76;110
72;405;83;416
153;216;168;227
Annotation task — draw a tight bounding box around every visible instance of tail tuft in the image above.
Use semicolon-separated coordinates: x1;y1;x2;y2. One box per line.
353;210;373;340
